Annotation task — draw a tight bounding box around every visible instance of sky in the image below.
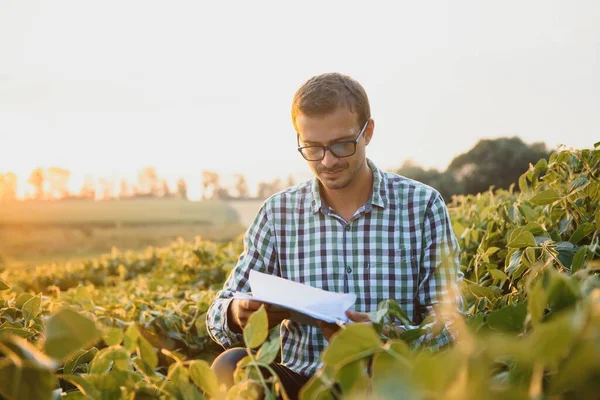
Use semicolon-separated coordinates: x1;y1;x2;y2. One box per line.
0;0;598;199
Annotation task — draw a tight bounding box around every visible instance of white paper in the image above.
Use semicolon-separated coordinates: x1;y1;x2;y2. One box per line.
232;270;356;325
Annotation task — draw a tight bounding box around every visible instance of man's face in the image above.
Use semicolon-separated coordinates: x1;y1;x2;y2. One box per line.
296;107;372;191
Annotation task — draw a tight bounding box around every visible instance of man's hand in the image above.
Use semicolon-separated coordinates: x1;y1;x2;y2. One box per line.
318;310;372;341
227;298;290;333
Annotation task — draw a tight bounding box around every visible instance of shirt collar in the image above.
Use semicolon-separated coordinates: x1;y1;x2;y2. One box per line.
310;158;388;214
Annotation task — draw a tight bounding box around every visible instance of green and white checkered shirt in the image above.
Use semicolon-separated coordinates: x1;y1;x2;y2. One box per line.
207;159;463;376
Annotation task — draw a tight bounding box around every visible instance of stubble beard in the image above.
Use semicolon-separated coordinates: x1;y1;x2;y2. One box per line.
317;158;364;191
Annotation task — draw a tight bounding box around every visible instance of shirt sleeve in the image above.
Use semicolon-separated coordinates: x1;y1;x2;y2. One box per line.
407;192;464;349
206;203;279;349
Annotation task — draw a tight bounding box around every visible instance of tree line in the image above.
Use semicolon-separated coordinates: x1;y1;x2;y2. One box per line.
395;137;549;201
0;137;549;203
0;166;296;202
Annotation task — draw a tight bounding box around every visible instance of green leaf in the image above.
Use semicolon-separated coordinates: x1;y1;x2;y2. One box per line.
518;173;528;193
0;278;10;291
555;241;576;268
63;347;99;375
528;281;546;327
59;374;99;399
567;176;589;194
256;327;281;364
189;360;218;397
522;222;546;236
137;336;157;370
0;327;36;339
505;249;523;275
528;311;582;368
371;351;416;399
486;303;527;332
596;209;600;230
489;269;508;282
75;286;94;311
569;223;595;244
123;324;140;352
380;299;412;326
546;274;579;313
571;246;589;273
336;359;369;396
22;294;42;321
484;247;501;257
468;284;501;300
534;158;548;173
507;231;537;249
518;204;537;223
44;308;101;361
529;189;561;205
88;347;130;374
102;327;123;346
595;140;600;148
298;375;332;400
243;306;268;349
321;323;383;367
549;339;600;394
15;293;34;309
0;359;58;400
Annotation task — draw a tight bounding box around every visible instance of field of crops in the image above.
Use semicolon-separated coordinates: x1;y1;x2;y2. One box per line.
0;199;245;268
0;143;598;399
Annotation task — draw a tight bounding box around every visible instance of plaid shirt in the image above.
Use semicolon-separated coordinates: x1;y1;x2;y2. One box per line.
206;159;463;376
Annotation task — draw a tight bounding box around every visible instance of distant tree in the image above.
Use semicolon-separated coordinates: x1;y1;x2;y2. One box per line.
257;178;284;199
234;174;249;199
119;179;132;199
79;176;96;200
0;172;17;202
201;171;221;200
286;174;296;188
214;187;233;200
176;178;188;200
159;179;171;198
46;166;71;199
137;167;159;196
28;167;45;200
98;178;114;200
447;137;549;195
396;161;460;201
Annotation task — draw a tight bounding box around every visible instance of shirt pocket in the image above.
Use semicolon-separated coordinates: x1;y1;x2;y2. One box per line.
361;247;419;315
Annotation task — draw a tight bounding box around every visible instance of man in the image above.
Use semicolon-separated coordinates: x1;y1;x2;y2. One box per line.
207;72;463;399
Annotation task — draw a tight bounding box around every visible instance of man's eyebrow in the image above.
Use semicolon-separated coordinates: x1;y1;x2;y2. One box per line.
301;134;356;145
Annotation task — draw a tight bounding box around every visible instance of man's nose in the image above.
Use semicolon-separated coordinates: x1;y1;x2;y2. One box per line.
321;148;339;168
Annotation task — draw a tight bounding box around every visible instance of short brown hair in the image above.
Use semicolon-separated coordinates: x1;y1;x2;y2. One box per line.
291;73;371;132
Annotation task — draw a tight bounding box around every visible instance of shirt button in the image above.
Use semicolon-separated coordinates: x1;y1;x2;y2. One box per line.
345;225;351;231
346;267;352;273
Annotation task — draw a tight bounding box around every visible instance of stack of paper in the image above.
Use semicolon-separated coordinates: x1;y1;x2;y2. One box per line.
233;270;356;326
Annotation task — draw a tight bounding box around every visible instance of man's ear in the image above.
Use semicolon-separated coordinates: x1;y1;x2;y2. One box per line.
364;119;375;145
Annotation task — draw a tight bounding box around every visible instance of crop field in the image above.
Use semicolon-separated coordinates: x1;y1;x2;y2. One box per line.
0;143;599;399
0;199;245;268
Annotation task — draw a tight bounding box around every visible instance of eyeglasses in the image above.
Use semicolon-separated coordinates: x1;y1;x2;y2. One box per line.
297;119;369;161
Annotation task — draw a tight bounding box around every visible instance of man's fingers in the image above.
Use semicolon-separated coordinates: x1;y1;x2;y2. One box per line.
345;310;371;322
318;320;341;341
240;299;263;311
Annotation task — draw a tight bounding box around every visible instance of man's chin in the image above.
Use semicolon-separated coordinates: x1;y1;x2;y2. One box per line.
318;175;351;190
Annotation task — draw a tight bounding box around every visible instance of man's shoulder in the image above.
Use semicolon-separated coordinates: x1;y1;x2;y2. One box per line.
382;170;443;203
260;179;313;210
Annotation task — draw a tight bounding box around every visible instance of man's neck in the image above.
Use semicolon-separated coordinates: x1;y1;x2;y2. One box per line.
320;161;373;220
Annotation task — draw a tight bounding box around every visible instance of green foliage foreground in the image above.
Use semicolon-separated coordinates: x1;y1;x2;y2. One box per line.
1;142;599;399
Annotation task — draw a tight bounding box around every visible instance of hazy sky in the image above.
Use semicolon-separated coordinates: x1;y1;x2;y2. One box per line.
0;0;598;199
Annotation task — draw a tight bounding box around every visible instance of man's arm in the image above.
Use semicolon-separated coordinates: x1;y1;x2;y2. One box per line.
410;192;464;349
206;204;279;348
